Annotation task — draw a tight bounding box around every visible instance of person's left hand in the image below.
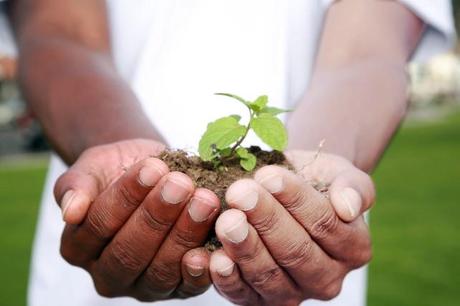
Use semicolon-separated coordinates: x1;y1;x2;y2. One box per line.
209;150;376;306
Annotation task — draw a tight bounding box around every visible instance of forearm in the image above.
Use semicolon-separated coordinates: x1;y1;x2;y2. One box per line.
288;0;424;173
9;0;163;164
18;40;163;164
287;59;408;172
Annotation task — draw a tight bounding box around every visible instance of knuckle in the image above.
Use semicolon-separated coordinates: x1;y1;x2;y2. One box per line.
108;243;144;274
251;208;279;237
236;237;265;265
171;228;199;249
361;246;373;263
217;283;249;303
144;263;178;292
118;182;142;209
277;239;314;269
175;284;210;299
315;281;343;301
283;189;306;213
247;266;283;289
132;294;153;302
60;244;79;266
174;290;192;299
350;246;373;269
139;205;172;233
93;279;118;298
132;290;166;302
59;232;88;267
310;210;339;240
86;209;114;241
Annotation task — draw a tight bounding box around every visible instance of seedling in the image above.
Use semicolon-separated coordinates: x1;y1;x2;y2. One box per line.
198;93;290;171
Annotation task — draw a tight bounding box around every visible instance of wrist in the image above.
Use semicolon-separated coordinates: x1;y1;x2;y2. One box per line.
288;60;409;172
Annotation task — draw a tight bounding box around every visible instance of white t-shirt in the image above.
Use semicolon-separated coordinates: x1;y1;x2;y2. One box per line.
2;0;453;305
0;2;15;58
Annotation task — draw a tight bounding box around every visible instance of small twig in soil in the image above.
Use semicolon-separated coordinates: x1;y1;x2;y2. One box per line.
298;139;326;174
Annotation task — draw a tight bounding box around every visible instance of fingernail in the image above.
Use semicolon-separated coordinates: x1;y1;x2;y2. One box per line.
259;175;284;193
188;197;217;222
340;187;361;219
161;178;190;204
214;255;235;277
224;215;249;244
231;189;258;211
139;165;162;187
217;263;235;277
61;190;89;221
61;190;75;219
186;264;204;277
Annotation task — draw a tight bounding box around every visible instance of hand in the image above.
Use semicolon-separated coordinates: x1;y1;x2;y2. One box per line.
209;150;375;305
54;139;221;301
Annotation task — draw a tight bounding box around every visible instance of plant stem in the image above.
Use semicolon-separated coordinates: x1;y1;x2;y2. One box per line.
229;108;253;156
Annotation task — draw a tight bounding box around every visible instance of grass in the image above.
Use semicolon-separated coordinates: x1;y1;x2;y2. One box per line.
0;111;459;306
0;162;46;306
368;112;460;306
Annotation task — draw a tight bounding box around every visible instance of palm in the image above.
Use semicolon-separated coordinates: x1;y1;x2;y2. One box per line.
72;139;165;191
285;149;374;222
285;150;355;183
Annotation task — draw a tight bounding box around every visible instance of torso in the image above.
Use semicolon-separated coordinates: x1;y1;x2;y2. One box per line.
28;1;367;305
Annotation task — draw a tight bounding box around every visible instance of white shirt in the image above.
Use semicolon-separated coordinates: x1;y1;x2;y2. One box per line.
0;2;16;57
0;0;453;305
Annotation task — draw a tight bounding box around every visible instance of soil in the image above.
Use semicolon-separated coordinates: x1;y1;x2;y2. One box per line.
159;146;293;250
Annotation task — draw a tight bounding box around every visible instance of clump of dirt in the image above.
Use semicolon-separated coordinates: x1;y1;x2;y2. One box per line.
159;146;292;250
159;146;292;209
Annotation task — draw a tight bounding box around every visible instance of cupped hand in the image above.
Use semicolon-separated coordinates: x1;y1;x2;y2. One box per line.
54;139;221;301
210;150;375;306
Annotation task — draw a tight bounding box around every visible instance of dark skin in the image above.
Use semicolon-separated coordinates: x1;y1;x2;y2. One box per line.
9;0;424;304
9;0;218;301
8;0;162;163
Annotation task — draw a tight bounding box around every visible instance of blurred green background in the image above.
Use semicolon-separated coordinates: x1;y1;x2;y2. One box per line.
1;2;460;306
1;111;459;306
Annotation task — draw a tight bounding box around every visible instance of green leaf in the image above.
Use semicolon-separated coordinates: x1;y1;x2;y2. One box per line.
199;116;246;161
219;147;233;157
250;95;268;112
236;147;249;159
260;106;291;116
215;93;251;108
240;152;257;171
250;113;288;151
229;114;242;122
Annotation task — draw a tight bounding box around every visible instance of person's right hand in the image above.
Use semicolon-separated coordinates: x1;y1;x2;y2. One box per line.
54;139;221;301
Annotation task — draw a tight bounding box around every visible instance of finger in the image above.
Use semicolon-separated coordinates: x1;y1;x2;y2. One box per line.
55;148;163;225
284;150;376;222
54;164;101;225
60;158;169;266
254;166;372;267
328;168;376;222
226;180;344;298
89;172;194;292
136;188;220;295
56;156;168;225
210;249;261;306
215;209;301;304
175;248;212;298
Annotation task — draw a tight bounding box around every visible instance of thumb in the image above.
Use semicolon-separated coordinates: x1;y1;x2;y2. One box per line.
54;165;102;225
329;168;376;222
